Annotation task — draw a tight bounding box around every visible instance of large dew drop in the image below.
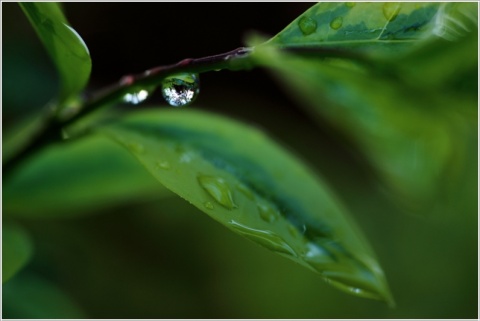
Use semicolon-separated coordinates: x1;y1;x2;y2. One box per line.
161;73;200;107
298;16;317;36
197;175;237;209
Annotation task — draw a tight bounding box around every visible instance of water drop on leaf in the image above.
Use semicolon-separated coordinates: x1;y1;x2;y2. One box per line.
383;3;401;22
257;204;278;223
330;16;343;30
161;73;199;107
298;16;317;35
204;201;214;210
197;175;237;209
230;220;297;257
156;160;171;170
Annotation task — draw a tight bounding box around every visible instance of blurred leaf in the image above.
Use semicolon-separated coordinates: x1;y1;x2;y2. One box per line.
2;223;34;283
251;42;476;210
19;2;91;104
3;273;86;318
3;135;173;218
96;109;394;304
267;2;475;58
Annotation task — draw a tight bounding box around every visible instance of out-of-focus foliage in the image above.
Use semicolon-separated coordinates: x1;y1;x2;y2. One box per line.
2;224;33;283
2;1;477;319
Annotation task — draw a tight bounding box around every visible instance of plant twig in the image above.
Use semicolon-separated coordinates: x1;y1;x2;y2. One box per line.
2;47;253;180
3;44;367;180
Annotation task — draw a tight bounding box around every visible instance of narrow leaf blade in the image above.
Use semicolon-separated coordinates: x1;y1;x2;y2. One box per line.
96;109;394;304
19;2;91;103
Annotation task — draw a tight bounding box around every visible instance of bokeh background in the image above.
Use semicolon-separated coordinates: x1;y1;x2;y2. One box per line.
3;3;478;318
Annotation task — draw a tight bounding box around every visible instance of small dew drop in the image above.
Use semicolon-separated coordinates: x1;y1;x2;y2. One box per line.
161;73;200;107
156;160;171;170
204;201;214;210
236;182;255;200
197;175;237;210
298;16;317;36
383;3;401;22
345;2;356;8
126;142;145;154
330;16;343;30
257;204;278;223
123;89;151;105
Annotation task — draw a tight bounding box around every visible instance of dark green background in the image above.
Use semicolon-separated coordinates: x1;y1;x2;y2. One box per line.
3;3;477;318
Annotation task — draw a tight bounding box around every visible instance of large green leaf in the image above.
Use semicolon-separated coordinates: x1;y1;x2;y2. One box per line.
267;2;476;58
95;109;393;304
2;223;34;283
3;135;173;218
19;2;91;104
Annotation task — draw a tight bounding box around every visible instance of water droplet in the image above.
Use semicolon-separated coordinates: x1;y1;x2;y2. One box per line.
156;160;171;170
236;182;255;200
197;175;237;209
330;16;343;30
345;2;356;8
123;89;152;105
383;3;400;22
288;225;300;238
298;16;317;36
257;204;278;223
204;201;214;210
230;220;297;257
161;73;199;107
126;142;145;154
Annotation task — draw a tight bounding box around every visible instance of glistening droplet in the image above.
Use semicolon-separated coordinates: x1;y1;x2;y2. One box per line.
298;16;317;35
156;160;171;170
383;3;400;22
161;73;199;107
197;175;237;209
230;220;297;257
257;204;278;223
204;201;214;210
123;89;152;105
330;16;343;30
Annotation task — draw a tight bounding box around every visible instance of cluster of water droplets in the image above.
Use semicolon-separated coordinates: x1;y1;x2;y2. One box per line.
122;73;200;107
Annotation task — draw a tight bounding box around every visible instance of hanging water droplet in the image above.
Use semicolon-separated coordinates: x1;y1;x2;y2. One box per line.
230;220;297;257
161;73;199;107
330;16;343;30
123;89;152;105
298;16;317;36
383;3;400;22
204;201;214;210
257;204;278;223
345;2;356;8
156;160;171;170
197;175;237;209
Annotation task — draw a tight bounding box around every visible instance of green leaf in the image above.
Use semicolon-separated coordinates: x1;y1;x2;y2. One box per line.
96;109;394;304
19;2;91;104
267;2;475;57
3;223;34;283
3;135;173;218
251;43;476;209
3;273;86;318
